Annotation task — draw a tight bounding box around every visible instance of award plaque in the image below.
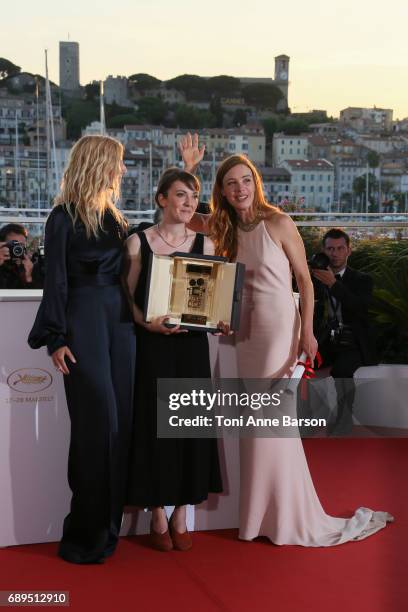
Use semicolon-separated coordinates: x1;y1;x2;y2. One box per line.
144;251;245;332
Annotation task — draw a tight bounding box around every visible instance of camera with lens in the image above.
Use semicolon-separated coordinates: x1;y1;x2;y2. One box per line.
309;252;330;270
6;240;27;261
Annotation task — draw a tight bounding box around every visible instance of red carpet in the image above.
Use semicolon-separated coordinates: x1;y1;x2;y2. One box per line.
1;439;406;612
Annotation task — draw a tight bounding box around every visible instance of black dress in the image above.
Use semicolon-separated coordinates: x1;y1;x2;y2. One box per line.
28;205;136;563
127;231;222;507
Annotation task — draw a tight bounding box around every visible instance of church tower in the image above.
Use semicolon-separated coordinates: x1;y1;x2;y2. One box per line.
274;55;290;110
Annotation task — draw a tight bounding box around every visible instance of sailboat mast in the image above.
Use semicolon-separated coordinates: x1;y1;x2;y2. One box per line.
45;49;60;200
36;78;41;214
100;80;106;135
14;113;20;208
44;50;51;204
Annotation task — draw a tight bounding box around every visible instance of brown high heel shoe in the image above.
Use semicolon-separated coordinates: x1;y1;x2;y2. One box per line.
169;515;192;551
149;520;173;552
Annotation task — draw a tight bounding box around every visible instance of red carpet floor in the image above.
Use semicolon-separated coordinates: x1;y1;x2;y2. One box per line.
1;439;406;612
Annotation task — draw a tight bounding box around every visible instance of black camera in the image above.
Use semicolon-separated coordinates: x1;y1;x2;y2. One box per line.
6;240;27;261
309;252;330;270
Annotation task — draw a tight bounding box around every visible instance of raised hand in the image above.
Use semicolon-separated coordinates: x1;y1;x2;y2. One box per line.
178;132;205;173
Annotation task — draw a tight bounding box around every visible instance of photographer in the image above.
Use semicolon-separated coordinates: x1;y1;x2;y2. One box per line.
311;228;377;435
0;223;43;289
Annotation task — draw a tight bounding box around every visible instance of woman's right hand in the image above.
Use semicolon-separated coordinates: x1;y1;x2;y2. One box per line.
145;315;188;335
51;346;77;375
178;132;205;173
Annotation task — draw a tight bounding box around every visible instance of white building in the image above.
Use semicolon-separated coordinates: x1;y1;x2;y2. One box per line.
260;167;292;203
335;158;367;202
59;41;80;91
272;133;309;166
279;159;334;210
0;144;71;208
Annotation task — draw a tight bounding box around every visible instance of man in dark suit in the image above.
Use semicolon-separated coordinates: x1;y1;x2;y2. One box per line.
311;228;377;435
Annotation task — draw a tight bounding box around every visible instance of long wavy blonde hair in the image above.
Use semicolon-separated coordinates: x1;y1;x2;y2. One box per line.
209;155;280;260
55;135;127;238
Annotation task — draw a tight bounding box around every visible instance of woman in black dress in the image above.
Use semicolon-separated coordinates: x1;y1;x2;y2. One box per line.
125;168;222;551
28;135;136;564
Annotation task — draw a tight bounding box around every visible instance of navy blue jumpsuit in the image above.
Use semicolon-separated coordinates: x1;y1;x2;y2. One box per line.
28;205;136;563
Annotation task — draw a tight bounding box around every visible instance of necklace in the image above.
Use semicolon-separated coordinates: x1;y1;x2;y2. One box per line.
155;223;189;248
237;210;263;232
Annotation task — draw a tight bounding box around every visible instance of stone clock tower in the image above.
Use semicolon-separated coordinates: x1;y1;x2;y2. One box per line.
274;55;290;109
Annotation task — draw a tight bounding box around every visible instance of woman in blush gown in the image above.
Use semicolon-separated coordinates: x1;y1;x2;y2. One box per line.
184;140;394;546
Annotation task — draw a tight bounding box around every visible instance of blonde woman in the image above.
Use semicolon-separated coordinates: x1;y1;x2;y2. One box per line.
28;135;136;564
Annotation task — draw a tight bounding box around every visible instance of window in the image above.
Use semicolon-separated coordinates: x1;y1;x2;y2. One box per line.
302;174;306;181
289;148;293;154
319;174;323;181
310;186;314;192
327;186;331;192
310;174;314;180
301;186;305;193
326;197;330;204
319;186;323;192
281;148;284;154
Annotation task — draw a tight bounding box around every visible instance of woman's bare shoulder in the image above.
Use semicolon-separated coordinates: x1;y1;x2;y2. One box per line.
126;232;141;254
264;209;294;229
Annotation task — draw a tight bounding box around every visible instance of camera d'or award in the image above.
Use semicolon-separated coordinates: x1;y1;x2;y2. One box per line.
144;252;245;332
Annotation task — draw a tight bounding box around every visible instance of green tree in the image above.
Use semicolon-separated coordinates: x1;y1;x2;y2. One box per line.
367;150;380;169
353;173;378;211
174;104;216;129
233;108;247;127
166;75;208;101
136;97;167;124
63;100;99;139
128;73;161;91
84;82;99;101
207;75;240;96
0;58;21;79
242;83;283;109
262;117;278;140
209;98;224;127
108;113;140;128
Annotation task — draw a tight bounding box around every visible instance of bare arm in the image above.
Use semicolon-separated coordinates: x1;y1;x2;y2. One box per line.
265;214;317;361
123;233;145;327
124;234;187;335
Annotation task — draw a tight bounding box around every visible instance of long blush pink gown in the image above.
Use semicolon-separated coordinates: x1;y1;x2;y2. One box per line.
235;220;393;546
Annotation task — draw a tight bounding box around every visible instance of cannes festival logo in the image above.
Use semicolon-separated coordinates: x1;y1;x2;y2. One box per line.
7;368;53;393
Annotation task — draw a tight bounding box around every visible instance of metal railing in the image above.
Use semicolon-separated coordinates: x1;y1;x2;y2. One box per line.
0;208;407;235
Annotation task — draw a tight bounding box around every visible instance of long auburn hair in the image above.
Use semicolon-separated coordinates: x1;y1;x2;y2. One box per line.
209;155;280;260
55;135;127;238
